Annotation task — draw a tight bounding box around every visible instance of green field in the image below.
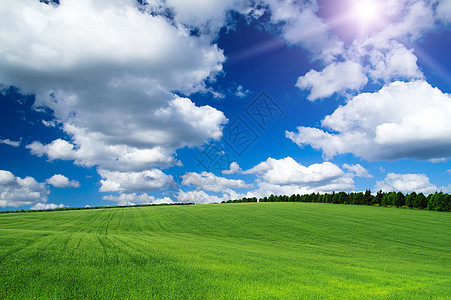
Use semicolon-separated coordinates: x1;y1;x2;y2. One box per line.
0;203;450;299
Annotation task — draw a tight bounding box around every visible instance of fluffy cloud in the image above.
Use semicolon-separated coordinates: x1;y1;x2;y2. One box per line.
103;193;173;206
0;138;20;147
0;0;227;176
295;0;438;101
181;171;249;192
342;164;372;178
287;80;451;161
175;188;244;204
176;189;222;204
241;157;355;196
252;179;354;198
244;157;344;185
31;203;66;210
363;1;436;48
0;170;49;208
376;173;437;194
265;0;343;62
296;61;368;101
46;174;80;188
221;162;243;175
368;42;424;83
165;0;249;36
436;0;451;24
99;169;173;193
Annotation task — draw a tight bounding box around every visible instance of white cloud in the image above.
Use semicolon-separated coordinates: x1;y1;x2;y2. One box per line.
31;203;66;210
235;85;250;98
363;1;435;48
165;0;249;36
291;0;437;99
265;0;343;62
244;157;345;185
0;0;228;181
176;189;222;204
0;138;20;147
103;193;173;206
343;164;372;178
241;157;355;196
221;162;242;174
368;42;424;83
175;188;244;204
181;171;249;192
0;170;49;208
296;61;368;101
287;80;451;161
376;173;437;194
46;174;80;188
252;179;354;198
447;169;451;175
99;169;173;193
436;0;451;24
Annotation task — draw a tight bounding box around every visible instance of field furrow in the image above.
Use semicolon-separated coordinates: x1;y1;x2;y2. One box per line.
0;203;449;299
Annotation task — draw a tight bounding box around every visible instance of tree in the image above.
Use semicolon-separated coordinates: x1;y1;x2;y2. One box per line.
353;192;365;205
364;189;373;205
393;192;405;207
405;192;416;208
427;192;451;211
382;192;394;206
372;190;383;205
414;193;427;209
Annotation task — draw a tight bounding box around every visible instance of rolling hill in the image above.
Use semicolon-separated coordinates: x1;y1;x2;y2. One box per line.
0;202;450;299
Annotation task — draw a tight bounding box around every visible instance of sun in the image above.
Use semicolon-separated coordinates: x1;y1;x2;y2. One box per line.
352;0;380;25
348;0;383;37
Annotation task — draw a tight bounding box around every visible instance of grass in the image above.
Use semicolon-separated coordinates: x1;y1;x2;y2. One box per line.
0;202;450;299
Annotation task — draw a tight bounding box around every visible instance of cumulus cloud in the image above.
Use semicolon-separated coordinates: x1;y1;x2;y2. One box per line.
368;42;424;83
175;188;244;204
46;174;80;188
240;157;355;196
165;0;249;36
342;164;372;178
181;171;249;192
0;0;227;177
265;0;343;62
436;0;451;24
176;189;222;204
252;179;354;198
287;80;451;161
99;169;173;193
103;193;173;206
376;173;437;194
0;170;49;208
0;138;20;147
221;162;243;175
296;61;368;101
363;1;436;48
294;0;438;101
31;203;66;210
244;157;344;185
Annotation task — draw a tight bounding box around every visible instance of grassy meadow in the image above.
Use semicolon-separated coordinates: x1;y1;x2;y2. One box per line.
0;202;450;299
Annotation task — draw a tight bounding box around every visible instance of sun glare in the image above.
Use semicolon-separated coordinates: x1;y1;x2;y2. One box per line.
353;0;380;24
347;0;383;38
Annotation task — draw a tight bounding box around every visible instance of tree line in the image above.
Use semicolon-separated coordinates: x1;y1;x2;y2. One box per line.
222;191;451;212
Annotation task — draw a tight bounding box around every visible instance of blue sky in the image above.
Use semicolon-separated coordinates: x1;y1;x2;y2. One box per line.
0;0;450;209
